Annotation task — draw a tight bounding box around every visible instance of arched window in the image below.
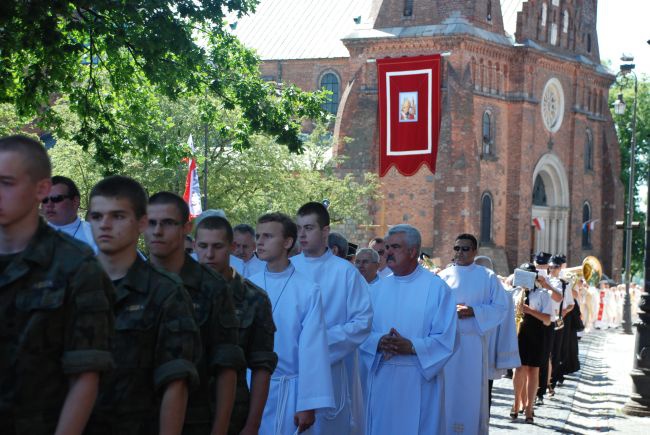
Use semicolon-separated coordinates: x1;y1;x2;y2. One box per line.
480;193;493;244
582;202;592;248
403;0;414;17
533;175;548;206
482;111;493;156
487;0;492;21
320;72;340;115
587;34;592;53
584;130;593;171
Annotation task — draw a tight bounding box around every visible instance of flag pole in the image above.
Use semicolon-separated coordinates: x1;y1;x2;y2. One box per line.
203;123;209;210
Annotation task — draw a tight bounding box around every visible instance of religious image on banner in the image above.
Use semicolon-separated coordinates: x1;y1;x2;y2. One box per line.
399;92;418;122
377;54;442;176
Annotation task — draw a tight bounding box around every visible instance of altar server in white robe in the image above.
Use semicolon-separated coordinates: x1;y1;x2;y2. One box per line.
250;212;335;435
293;202;373;435
474;256;520;416
361;224;457;435
438;235;509;434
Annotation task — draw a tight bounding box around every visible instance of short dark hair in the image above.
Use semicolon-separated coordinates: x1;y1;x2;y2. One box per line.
233;223;255;237
0;135;51;181
51;175;80;199
89;176;147;219
455;233;478;250
258;212;297;251
149;191;190;223
297;202;330;228
328;232;348;258
369;237;384;245
195;216;233;243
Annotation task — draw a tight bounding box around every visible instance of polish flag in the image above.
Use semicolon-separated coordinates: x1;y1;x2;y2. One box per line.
583;219;598;232
183;134;203;219
532;217;545;231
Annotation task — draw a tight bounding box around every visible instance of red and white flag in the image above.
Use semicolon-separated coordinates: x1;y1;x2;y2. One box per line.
532;217;545;231
183;134;203;219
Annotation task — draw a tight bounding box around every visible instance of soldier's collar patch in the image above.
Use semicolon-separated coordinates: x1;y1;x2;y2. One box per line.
32;280;55;289
125;304;145;312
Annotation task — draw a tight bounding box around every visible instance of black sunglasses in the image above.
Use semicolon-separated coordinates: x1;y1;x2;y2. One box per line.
453;246;472;252
42;194;72;204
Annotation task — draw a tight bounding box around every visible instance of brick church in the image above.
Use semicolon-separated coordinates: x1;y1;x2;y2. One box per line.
234;0;623;278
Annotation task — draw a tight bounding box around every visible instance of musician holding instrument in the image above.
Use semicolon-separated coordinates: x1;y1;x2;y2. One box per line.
510;263;555;424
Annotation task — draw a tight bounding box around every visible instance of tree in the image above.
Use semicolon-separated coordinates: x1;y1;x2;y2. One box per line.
1;1;327;171
610;74;650;276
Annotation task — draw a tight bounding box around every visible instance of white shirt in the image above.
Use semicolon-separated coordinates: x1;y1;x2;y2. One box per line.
48;217;98;253
232;254;266;279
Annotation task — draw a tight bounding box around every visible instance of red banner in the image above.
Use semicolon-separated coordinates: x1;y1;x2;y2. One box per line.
377;55;442;176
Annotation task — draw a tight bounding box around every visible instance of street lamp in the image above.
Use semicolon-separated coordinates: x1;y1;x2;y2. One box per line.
613;57;638;336
623;45;650;416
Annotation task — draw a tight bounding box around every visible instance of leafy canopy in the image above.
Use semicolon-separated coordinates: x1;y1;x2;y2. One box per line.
0;1;327;170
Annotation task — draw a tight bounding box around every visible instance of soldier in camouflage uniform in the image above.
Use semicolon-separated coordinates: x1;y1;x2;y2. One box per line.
85;176;200;435
145;192;245;435
194;215;277;435
0;135;114;435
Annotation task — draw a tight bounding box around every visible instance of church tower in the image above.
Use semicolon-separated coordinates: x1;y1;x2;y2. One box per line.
371;0;505;34
516;0;600;62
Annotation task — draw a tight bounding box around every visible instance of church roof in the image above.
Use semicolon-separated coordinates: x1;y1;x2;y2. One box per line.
232;0;374;60
232;1;522;60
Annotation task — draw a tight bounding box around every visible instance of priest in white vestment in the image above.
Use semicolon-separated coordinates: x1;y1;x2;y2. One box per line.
294;202;373;435
361;225;457;435
438;235;508;434
251;213;335;434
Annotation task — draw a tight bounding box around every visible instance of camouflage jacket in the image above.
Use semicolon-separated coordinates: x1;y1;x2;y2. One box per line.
93;256;200;420
227;268;277;434
0;220;114;433
178;255;245;424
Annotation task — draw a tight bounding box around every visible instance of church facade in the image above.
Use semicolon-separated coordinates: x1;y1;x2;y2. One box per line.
235;0;623;277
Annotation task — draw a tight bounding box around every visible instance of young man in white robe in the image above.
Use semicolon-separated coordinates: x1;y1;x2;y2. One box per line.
361;225;457;435
369;237;392;278
250;212;334;434
438;234;508;434
293;202;373;435
474;256;520;415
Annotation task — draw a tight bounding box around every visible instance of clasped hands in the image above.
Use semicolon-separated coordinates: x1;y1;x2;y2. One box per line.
456;304;475;319
378;328;414;361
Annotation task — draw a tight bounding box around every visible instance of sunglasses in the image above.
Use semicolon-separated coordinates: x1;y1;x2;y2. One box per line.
453;246;472;252
376;250;385;256
42;194;72;204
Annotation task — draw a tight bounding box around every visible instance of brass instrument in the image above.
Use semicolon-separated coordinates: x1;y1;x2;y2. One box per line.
562;256;602;284
515;288;526;334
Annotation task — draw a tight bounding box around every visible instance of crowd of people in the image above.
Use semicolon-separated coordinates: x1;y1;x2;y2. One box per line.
0;133;637;435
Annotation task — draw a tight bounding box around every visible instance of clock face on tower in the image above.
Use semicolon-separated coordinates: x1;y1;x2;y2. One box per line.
541;78;565;133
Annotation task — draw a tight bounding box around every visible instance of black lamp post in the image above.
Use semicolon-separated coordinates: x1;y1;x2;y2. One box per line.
623;42;650;416
613;58;638;335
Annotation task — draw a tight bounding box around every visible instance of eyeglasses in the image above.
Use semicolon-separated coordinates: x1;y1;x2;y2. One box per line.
148;219;182;229
453;246;472;252
42;194;73;204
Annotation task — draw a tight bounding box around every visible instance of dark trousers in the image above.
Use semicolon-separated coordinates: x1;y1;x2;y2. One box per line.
537;326;556;398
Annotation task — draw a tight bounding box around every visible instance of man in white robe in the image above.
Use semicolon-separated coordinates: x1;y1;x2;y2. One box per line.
475;256;520;416
438;235;508;434
232;223;266;278
369;237;392;278
361;225;457;435
250;212;334;435
293;202;373;435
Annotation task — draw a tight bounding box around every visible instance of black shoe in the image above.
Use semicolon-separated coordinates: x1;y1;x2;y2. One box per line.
535;396;544;406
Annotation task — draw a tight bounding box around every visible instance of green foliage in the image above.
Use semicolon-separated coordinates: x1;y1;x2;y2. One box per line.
0;1;327;171
610;74;650;276
49;115;380;228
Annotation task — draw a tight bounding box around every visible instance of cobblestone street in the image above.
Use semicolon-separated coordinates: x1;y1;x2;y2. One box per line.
490;329;649;433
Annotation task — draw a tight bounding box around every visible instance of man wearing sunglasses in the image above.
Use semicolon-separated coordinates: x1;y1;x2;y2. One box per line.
42;175;97;252
369;237;392;278
438;233;509;434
